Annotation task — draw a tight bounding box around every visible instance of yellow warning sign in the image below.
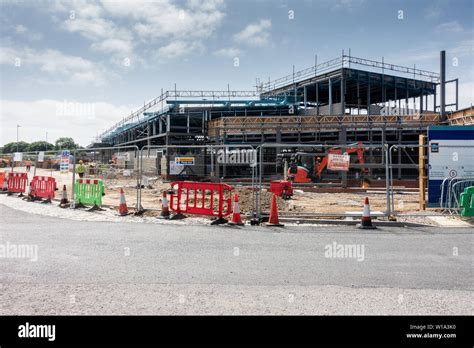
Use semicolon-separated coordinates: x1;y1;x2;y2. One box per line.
175;157;195;165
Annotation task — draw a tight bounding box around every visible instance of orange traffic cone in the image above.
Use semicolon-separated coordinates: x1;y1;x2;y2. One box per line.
266;194;284;227
160;191;170;219
59;185;69;208
118;188;128;216
358;197;376;229
228;193;244;226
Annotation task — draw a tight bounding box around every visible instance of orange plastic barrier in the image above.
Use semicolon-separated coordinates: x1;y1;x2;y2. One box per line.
269;180;293;198
30;176;57;201
169;181;233;219
7;172;28;194
0;172;5;191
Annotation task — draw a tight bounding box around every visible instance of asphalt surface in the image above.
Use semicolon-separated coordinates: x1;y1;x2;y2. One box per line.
0;204;472;315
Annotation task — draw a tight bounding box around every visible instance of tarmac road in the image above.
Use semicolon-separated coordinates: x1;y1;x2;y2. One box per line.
0;204;472;315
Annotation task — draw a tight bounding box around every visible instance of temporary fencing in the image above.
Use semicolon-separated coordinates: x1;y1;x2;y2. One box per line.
30;176;57;201
137;144;257;213
254;143;389;220
440;178;474;212
169;181;233;223
5;140;471;222
387;144;425;216
1;150;62;173
7;172;28;195
70;145;140;210
389;144;474;216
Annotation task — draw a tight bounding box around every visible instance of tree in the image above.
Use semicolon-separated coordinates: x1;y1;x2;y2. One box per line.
27;141;55;152
55;137;79;150
1;141;30;153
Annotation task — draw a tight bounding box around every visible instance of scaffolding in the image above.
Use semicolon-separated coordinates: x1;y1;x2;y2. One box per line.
96;52;468;150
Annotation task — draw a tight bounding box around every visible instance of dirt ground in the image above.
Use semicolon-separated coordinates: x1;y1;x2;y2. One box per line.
4;166;421;217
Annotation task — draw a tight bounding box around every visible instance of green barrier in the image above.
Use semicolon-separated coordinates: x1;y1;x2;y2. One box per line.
459;186;474;217
74;178;105;207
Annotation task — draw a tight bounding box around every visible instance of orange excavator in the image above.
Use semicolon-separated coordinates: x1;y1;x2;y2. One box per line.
277;142;368;183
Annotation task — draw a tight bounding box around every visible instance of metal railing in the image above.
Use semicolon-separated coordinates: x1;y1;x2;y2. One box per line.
440;178;474;213
98;90;273;140
137;144;257;213
71;145;140;208
10;142;474;221
255;143;389;219
260;54;440;93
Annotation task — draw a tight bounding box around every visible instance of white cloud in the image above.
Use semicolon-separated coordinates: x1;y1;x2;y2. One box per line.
45;0;225;63
446;81;474;110
213;47;241;58
15;24;27;34
0;99;133;146
233;19;272;47
90;38;133;56
424;7;441;20
0;46;113;86
12;24;43;41
59;1;134;58
331;0;366;11
436;21;464;33
156;41;203;60
386;39;474;65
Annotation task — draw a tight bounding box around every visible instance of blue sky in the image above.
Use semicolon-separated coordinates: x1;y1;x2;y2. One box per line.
1;0;473;146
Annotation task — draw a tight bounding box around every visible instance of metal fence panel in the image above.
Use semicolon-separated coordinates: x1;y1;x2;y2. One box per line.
137;145;257;214
70;145;140;209
254;143;389;219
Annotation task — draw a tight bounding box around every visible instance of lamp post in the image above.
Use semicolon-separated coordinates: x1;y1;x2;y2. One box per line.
16;124;21;152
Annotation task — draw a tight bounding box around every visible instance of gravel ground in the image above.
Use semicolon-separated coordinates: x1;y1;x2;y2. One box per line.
0;193;210;225
2;283;471;315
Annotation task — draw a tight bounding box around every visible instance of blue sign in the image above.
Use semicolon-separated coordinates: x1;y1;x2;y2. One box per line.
427;125;474;207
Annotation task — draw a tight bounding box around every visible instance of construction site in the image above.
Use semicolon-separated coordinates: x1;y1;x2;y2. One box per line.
49;50;467;224
1;50;473;226
2;1;474;334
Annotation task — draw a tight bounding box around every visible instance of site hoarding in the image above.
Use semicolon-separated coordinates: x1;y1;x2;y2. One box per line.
427;125;474;207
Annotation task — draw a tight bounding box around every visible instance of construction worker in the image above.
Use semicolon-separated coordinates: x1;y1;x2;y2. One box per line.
25;159;32;172
77;160;85;178
88;161;95;176
314;157;322;181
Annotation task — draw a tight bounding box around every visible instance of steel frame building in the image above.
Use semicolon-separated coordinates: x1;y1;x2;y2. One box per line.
98;52;462;146
94;52;471;180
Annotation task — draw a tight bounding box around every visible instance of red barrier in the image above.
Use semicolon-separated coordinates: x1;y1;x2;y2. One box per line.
169;181;233;220
269;180;293;199
30;176;57;201
0;172;5;191
7;172;28;195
